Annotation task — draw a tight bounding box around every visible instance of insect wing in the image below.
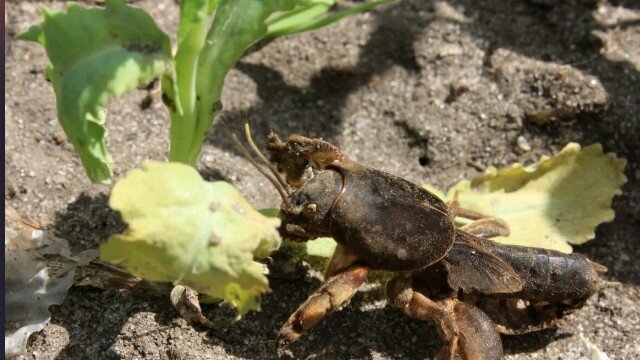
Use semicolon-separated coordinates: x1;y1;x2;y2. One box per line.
444;234;524;295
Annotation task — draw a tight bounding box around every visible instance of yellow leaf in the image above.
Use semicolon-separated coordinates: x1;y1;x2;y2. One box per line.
445;143;626;253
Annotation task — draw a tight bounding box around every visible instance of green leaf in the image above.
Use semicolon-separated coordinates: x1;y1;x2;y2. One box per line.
266;0;392;37
180;0;300;164
18;0;174;184
442;143;627;253
258;207;281;217
100;161;281;314
164;0;218;161
177;0;220;45
265;0;335;37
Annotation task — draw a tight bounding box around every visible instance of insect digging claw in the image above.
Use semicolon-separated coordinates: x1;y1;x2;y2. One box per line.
276;337;299;360
587;259;608;274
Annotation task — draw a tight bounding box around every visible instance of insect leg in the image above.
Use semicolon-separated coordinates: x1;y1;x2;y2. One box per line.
447;192;500;222
459;218;510;238
386;273;458;360
448;200;500;221
454;302;503;360
324;244;359;278
386;274;503;360
277;265;368;358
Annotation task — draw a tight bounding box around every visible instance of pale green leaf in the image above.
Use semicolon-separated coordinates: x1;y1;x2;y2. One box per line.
305;237;337;257
443;143;626;253
100;161;281;314
18;0;174;184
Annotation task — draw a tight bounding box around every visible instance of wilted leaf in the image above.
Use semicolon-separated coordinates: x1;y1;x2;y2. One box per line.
18;0;174;183
5;204;97;358
100;161;281;314
443;143;626;253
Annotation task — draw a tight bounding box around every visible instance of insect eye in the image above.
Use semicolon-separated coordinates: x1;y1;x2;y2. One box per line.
304;203;317;215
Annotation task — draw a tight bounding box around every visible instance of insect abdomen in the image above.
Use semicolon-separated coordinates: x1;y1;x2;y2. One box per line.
467;243;607;334
487;244;604;302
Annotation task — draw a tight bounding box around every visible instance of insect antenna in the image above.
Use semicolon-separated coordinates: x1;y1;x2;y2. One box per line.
220;115;290;202
243;122;290;194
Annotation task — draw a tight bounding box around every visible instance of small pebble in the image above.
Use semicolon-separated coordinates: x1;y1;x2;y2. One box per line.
517;135;532;152
53;131;66;145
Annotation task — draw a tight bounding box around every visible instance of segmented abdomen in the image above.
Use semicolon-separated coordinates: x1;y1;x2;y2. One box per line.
487;244;604;302
469;244;606;334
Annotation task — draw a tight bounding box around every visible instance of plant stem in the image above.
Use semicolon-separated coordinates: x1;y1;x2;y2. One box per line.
168;7;211;165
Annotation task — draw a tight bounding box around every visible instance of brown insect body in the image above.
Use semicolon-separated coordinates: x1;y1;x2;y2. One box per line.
280;162;455;271
330;163;455;270
229;128;611;360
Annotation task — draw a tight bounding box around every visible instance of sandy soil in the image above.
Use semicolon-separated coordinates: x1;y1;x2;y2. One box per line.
5;0;640;359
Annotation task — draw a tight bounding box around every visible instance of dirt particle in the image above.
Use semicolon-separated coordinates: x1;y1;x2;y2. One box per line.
140;95;153;110
445;82;470;104
53;131;66;145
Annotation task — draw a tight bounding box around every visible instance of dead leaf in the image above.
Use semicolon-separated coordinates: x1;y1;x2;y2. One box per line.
5;203;97;357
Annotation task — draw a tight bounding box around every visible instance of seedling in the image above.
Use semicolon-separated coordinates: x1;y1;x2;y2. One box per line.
18;0;391;184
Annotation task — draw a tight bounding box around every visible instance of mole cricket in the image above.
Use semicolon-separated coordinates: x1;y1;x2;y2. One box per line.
227;122;614;360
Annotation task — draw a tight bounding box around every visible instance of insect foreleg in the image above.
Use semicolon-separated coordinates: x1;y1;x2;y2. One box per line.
324;244;360;278
277;265;368;359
